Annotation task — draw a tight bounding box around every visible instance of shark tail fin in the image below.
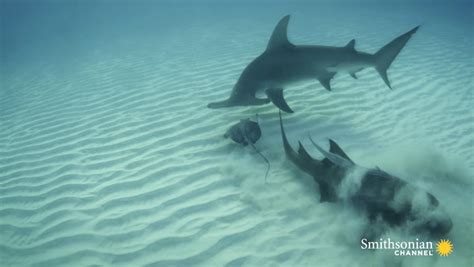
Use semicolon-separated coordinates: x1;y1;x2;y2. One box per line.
374;26;419;89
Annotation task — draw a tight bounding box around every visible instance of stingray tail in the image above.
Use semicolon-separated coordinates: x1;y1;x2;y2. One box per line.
374;26;419;89
249;142;270;183
241;124;270;183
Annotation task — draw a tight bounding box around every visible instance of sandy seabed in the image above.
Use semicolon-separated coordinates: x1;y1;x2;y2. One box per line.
1;3;472;267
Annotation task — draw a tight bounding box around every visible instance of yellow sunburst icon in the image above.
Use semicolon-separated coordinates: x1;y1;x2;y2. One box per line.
436;239;453;256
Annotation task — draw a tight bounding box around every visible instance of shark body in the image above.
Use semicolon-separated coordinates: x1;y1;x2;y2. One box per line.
208;15;419;113
278;112;453;238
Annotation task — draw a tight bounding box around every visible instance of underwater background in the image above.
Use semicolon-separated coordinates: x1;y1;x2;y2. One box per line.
1;0;473;266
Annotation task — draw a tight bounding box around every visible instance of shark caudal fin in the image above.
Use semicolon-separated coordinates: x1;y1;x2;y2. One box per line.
374;26;419;89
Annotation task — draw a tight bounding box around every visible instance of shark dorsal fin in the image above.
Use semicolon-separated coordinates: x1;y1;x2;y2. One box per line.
267;15;294;51
345;39;356;50
329;139;354;164
309;137;354;169
297;141;314;161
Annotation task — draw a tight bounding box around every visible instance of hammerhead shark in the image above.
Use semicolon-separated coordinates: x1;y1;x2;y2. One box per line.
208;15;419;113
278;112;452;238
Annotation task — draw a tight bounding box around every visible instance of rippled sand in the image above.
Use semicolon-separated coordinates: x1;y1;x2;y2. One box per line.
1;3;472;267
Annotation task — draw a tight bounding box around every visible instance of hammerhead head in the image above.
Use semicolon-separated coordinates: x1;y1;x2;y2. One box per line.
278;112;452;238
208;15;419;113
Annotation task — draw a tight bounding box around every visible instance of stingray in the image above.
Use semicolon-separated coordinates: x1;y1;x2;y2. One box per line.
224;115;270;182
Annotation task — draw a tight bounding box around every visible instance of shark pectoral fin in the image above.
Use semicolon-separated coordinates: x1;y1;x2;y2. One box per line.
318;72;336;91
350;72;358;79
318;77;332;91
266;88;294;113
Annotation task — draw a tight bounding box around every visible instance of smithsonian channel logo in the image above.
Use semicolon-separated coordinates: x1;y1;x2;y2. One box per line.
361;238;453;256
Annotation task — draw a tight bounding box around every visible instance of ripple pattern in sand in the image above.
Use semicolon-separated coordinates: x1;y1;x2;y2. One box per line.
1;10;473;267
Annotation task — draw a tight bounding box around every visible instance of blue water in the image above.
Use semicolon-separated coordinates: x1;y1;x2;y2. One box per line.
1;1;473;266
